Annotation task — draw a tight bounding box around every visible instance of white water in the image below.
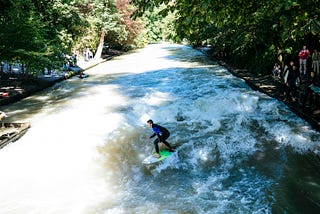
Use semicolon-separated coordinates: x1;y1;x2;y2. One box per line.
0;43;320;214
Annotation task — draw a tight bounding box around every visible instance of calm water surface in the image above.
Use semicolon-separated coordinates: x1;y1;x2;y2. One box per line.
0;44;319;214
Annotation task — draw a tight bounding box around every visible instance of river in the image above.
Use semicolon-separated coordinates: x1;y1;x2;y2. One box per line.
0;43;319;214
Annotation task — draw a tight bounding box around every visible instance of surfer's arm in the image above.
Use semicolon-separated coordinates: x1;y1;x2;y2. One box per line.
150;125;161;139
150;133;156;138
156;134;162;142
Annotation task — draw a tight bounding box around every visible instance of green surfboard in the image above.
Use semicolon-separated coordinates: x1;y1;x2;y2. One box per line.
142;150;173;165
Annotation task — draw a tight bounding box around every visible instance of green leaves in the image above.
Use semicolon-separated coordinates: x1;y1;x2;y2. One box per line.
132;0;320;74
0;0;87;74
1;0;318;77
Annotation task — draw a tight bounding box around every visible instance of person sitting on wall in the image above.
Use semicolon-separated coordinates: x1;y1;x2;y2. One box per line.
0;111;7;121
272;63;281;78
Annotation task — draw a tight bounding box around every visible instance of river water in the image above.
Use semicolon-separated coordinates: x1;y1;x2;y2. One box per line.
0;43;319;214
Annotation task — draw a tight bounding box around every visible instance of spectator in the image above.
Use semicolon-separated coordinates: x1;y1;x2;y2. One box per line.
0;62;4;72
312;49;319;76
281;62;291;98
313;103;320;115
0;111;7;121
284;61;299;102
72;52;77;66
299;45;310;77
88;49;93;60
301;71;319;111
272;63;281;77
311;85;320;115
83;49;89;61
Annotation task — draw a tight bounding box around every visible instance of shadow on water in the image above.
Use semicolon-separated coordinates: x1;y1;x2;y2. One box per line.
1;43;320;213
1;74;118;121
2;44;225;122
161;45;211;64
271;150;320;214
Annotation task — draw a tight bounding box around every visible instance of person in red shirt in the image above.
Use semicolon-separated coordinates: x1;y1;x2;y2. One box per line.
299;45;310;76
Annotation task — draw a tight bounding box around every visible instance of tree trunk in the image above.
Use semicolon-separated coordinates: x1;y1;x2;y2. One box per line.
94;29;105;60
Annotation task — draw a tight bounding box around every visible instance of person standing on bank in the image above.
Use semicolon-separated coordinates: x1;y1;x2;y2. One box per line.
147;119;175;158
299;45;310;77
312;49;320;76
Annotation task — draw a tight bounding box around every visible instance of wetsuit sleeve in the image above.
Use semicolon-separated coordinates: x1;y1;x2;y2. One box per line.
150;133;156;138
150;125;161;139
156;133;161;142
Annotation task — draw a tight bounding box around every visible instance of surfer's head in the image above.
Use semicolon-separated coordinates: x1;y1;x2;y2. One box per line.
147;119;153;127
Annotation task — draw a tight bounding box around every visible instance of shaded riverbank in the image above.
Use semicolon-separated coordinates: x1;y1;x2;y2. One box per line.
217;60;320;132
196;46;320;132
0;61;102;106
0;50;123;107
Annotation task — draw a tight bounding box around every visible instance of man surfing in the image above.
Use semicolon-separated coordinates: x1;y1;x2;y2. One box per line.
147;119;175;158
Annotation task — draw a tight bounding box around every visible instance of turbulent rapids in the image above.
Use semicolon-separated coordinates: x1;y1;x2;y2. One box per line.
0;43;319;214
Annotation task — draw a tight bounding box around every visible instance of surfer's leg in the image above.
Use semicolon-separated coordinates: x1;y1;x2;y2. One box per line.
154;139;160;154
160;133;174;151
162;141;175;152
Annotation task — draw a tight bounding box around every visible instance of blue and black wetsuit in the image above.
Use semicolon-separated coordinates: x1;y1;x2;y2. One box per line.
150;123;173;153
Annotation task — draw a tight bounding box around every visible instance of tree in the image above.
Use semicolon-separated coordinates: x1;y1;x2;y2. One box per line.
0;0;48;75
115;0;144;50
0;0;86;75
74;0;123;59
132;0;320;74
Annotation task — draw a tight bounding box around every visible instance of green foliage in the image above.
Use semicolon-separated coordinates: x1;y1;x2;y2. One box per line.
0;0;44;74
0;0;86;75
132;0;320;75
73;0;121;52
141;5;177;43
74;0;143;52
0;0;145;76
113;0;145;50
2;0;319;78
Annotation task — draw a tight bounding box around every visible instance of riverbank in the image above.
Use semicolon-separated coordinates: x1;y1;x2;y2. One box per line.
196;46;320;132
0;50;123;106
216;60;320;132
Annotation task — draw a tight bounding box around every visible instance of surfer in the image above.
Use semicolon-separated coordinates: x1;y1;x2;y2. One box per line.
147;119;175;158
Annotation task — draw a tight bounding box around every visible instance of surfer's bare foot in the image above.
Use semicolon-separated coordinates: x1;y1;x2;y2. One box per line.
169;148;175;152
153;153;161;158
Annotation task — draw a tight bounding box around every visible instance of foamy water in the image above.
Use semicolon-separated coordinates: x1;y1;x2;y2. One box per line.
0;43;319;213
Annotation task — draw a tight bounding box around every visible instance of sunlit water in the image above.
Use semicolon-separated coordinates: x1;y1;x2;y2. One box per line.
0;43;320;214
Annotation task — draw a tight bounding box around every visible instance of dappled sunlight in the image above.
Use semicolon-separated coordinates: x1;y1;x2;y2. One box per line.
141;90;176;106
88;43;209;76
234;94;259;113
